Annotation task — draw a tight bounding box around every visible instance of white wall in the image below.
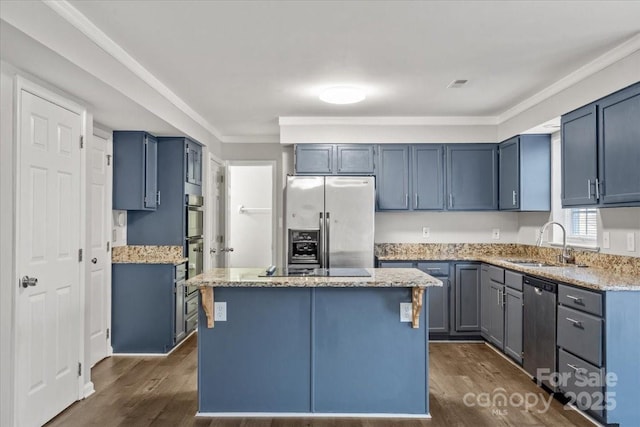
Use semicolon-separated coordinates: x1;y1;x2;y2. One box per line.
0;65;16;427
375;211;519;243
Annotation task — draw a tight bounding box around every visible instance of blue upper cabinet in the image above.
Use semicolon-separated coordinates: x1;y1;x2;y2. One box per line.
295;144;335;174
295;144;375;175
412;145;444;210
598;83;640;205
446;144;498;210
185;140;203;187
113;131;159;211
336;145;375;174
562;82;640;208
499;134;550;211
376;145;410;210
561;104;598;207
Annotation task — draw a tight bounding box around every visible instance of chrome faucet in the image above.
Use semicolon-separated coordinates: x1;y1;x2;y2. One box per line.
536;221;575;264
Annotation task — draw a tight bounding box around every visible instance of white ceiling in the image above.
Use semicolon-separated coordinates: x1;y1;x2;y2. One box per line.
3;1;640;143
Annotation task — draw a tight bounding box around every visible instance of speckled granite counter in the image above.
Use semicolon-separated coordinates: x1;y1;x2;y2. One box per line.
187;267;442;288
375;243;640;292
111;245;187;265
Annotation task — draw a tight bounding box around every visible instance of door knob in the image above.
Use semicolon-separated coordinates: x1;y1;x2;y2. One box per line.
91;258;98;264
210;248;217;254
221;247;234;252
21;276;38;288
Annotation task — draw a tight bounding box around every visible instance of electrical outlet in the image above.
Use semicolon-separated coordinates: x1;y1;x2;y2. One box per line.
214;302;227;321
400;303;412;322
602;232;610;249
492;228;500;240
422;227;430;238
627;233;636;252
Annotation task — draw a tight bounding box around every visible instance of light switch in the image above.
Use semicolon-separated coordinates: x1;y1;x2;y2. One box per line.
214;302;227;321
422;227;430;238
492;228;500;240
400;303;412;322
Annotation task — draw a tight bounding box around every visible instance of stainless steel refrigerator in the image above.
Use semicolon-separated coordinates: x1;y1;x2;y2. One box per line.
285;176;375;269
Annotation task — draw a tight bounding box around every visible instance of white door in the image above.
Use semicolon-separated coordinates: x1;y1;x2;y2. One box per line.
227;162;274;267
88;130;112;366
206;155;225;269
17;90;82;426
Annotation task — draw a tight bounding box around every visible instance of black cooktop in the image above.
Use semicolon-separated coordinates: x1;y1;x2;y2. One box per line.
259;267;371;278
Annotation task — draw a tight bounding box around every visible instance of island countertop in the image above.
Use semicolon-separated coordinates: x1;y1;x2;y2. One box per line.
186;267;443;288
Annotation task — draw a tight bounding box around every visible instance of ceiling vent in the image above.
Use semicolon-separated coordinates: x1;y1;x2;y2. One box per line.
447;79;469;88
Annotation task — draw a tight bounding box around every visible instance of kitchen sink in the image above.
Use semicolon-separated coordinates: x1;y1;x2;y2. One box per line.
502;259;558;268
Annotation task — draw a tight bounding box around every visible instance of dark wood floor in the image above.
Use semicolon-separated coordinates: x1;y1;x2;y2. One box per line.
47;335;592;427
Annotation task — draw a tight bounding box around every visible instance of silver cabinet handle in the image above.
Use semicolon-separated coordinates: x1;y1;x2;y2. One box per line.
587;179;592;199
405;194;409;208
512;190;517;206
449;193;453;208
156;190;161;206
415;193;418;208
566;295;583;303
595;178;600;200
566;317;583;327
21;276;38;288
566;363;585;375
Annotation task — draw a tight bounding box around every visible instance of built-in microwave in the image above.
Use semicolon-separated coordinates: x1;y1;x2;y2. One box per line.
186;194;204;239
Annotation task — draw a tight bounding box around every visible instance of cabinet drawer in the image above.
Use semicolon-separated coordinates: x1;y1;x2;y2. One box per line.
558;349;604;419
378;261;415;268
417;262;449;277
488;265;504;284
185;294;198;317
186;313;198;333
557;306;603;366
559;284;602;316
505;270;523;291
175;263;186;281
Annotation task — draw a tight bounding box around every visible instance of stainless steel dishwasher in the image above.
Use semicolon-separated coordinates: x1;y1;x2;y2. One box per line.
523;275;557;391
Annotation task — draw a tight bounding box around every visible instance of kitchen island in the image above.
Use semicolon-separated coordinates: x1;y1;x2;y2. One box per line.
187;268;442;418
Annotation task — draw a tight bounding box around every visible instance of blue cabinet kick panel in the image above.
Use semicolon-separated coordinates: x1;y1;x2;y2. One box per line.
198;287;429;415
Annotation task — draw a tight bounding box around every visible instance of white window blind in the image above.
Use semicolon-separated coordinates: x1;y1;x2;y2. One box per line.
565;208;597;242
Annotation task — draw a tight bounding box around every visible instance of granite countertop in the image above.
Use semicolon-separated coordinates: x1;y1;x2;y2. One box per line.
112;245;188;265
377;253;640;292
186;268;443;288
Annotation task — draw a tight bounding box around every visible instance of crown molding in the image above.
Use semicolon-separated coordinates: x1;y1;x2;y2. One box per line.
222;135;280;144
279;116;499;126
499;32;640;123
42;0;224;142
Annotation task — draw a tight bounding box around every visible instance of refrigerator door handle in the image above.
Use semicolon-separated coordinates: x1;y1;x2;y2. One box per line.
325;212;330;268
319;212;325;268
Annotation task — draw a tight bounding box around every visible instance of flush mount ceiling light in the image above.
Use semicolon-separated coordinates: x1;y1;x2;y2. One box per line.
319;86;366;104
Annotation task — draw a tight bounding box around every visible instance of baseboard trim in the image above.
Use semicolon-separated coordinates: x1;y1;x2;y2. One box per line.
196;412;431;419
111;330;196;357
82;381;95;399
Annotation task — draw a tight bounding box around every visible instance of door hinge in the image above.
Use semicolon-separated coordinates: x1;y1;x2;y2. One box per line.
78;248;83;262
106;328;110;339
106;154;112;166
218;174;224;184
78;362;82;377
80;136;84;149
217;235;224;243
107;241;110;252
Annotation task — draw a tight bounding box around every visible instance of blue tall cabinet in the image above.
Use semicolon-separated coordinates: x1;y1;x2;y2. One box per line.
113;131;159;210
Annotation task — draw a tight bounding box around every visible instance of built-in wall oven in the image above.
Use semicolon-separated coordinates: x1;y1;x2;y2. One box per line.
186;194;204;296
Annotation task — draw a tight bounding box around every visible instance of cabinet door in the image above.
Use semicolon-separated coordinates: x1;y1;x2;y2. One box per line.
598;83;640;205
412;145;444;210
144;134;158;209
499;137;520;210
561;104;598;207
295;144;334;174
376;145;410;210
454;264;480;332
504;287;523;364
446;145;498;210
174;280;186;344
186;144;198;184
194;144;203;185
480;265;491;339
488;282;505;350
336;145;375;174
427;279;449;333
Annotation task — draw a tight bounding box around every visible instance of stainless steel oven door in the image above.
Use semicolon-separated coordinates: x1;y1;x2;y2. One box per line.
187;238;203;279
187;207;204;239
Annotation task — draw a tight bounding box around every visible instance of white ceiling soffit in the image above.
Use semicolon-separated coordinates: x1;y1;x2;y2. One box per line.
4;1;640;143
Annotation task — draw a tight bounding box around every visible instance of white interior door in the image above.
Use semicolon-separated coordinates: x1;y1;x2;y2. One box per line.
227;162;274;267
88;129;112;366
17;89;82;426
206;155;225;269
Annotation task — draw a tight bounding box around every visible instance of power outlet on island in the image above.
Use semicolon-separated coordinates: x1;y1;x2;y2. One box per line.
214;302;227;321
400;303;412;322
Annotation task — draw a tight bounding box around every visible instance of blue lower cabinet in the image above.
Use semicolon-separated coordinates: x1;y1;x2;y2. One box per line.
112;263;182;354
198;287;429;415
